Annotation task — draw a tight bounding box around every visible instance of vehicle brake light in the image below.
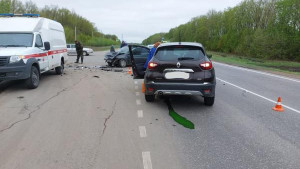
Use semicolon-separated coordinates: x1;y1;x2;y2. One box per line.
148;87;154;92
148;62;158;69
200;61;212;70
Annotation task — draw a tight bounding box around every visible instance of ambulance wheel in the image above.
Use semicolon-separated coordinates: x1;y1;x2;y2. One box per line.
26;66;40;89
55;61;64;75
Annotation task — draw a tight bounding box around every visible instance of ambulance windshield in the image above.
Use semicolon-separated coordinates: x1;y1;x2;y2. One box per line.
0;33;33;47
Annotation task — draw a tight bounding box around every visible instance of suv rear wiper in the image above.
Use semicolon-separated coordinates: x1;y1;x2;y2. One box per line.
178;57;194;61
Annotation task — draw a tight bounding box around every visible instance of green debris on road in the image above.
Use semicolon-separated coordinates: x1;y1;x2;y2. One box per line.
165;99;195;129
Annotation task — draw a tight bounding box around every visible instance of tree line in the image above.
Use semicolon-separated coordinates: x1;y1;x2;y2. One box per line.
143;0;299;61
0;0;120;47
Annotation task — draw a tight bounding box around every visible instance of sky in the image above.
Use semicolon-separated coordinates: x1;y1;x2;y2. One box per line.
27;0;243;43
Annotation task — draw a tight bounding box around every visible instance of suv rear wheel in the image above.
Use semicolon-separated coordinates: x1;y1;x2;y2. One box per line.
145;94;155;102
26;66;40;89
204;96;214;106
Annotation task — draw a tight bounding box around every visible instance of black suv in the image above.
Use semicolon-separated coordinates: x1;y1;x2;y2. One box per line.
129;42;216;106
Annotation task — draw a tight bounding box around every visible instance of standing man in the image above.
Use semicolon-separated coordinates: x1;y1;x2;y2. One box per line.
144;42;161;69
75;40;84;64
120;41;128;48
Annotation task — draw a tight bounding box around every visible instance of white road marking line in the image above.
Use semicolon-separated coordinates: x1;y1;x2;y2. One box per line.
138;110;144;118
136;99;141;105
214;62;300;83
142;152;153;169
135;86;139;90
139;126;147;138
217;78;300;114
135;81;138;84
136;92;140;96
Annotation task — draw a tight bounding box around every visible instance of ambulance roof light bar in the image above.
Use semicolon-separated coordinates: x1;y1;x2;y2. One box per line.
0;13;40;17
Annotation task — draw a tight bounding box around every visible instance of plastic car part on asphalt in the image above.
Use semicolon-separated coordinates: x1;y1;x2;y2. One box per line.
165;98;195;129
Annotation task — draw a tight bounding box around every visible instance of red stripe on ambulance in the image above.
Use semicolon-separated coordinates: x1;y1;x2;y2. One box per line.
24;49;67;59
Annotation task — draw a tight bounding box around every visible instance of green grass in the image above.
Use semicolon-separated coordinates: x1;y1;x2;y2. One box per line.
208;51;300;76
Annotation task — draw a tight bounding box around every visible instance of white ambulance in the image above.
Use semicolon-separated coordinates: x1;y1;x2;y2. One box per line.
0;14;68;89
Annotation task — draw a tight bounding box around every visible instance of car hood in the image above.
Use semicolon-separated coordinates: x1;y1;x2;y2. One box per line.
83;48;93;51
0;47;37;56
105;51;118;59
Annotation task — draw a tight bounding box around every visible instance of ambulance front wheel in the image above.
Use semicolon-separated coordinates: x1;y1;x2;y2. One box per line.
55;61;64;75
25;66;40;89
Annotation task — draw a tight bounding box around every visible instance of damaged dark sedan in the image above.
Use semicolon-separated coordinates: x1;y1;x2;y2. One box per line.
104;45;149;67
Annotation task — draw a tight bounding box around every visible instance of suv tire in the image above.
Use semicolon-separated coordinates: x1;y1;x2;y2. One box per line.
26;66;40;89
204;96;214;106
145;94;155;102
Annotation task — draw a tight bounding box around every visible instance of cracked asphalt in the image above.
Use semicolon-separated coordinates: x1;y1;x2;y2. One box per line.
1;51;300;169
0;51;141;169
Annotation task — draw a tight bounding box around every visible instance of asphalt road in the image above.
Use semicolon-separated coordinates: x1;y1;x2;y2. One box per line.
0;51;299;169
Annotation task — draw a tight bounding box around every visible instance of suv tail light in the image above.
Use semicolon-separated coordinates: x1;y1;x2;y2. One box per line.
200;61;212;70
148;62;158;69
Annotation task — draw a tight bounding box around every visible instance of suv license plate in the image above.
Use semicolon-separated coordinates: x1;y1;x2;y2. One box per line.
165;72;189;79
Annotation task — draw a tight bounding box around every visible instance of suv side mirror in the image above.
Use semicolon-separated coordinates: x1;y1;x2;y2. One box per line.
44;42;50;50
207;54;212;59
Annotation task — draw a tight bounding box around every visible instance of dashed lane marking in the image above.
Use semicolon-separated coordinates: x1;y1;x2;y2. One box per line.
136;92;140;96
135;86;139;90
142;152;153;169
217;78;300;114
138;110;144;118
139;126;147;138
135;81;138;84
136;99;141;105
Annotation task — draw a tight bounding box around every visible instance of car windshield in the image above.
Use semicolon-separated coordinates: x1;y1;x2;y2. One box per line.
155;46;205;61
0;33;33;47
119;46;129;54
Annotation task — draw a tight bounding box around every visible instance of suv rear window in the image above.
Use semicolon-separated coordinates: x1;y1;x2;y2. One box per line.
155;46;205;61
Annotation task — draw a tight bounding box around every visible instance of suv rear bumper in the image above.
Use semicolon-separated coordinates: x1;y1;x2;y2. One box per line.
145;81;215;97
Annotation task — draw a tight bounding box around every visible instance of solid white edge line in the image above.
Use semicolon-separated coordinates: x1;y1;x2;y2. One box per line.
138;110;143;118
142;151;153;169
214;62;300;83
217;78;300;114
139;126;147;138
136;99;141;105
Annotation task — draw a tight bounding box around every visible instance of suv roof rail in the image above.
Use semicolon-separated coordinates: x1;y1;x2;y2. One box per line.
0;13;40;17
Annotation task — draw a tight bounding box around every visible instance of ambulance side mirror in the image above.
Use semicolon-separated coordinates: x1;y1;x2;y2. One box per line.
44;42;50;50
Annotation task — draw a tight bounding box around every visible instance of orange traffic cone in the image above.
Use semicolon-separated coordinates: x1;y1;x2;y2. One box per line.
142;82;145;93
128;67;132;75
272;97;284;112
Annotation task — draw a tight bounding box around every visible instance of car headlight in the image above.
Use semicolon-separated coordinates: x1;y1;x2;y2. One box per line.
10;55;25;63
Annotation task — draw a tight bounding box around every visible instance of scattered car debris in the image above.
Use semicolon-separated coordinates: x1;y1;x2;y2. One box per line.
113;69;123;72
93;76;100;78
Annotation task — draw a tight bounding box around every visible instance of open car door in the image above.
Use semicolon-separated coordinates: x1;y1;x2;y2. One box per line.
128;45;150;79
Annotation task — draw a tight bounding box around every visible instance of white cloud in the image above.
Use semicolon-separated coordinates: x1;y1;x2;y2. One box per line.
23;0;243;43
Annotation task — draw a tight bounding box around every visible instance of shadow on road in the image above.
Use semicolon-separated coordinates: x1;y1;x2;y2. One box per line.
0;71;60;93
